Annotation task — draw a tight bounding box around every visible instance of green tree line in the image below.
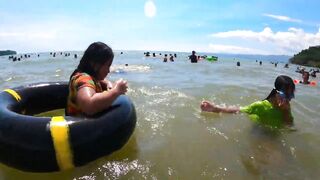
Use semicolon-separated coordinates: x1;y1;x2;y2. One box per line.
0;50;17;56
290;46;320;68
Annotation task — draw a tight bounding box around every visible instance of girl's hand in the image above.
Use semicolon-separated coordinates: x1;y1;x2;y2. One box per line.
201;101;219;112
113;79;128;95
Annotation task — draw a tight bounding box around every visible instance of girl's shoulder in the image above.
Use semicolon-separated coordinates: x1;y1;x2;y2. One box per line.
70;72;96;89
71;72;93;82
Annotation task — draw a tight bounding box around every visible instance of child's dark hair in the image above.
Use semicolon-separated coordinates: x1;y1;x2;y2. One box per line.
265;75;295;100
70;42;114;80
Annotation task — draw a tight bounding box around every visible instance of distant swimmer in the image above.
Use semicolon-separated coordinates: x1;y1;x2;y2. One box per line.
259;61;262;65
301;71;310;84
145;52;150;57
170;54;174;62
295;66;304;73
284;64;289;68
201;75;296;129
163;54;168;62
310;69;319;78
237;61;240;66
293;71;317;86
189;50;197;63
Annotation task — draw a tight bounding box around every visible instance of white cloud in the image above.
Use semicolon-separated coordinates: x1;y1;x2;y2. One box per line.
144;0;156;18
263;13;302;23
211;27;274;42
210;27;320;55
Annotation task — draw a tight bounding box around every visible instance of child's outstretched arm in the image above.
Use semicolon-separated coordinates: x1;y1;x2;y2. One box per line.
200;100;240;113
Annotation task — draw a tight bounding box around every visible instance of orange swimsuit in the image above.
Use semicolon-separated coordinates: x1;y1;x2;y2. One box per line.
66;72;103;116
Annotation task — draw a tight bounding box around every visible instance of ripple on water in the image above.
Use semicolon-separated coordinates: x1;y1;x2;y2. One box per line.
74;159;152;179
110;64;151;74
131;86;192;138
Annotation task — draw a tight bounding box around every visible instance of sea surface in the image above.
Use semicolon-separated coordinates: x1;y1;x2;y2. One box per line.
0;51;319;179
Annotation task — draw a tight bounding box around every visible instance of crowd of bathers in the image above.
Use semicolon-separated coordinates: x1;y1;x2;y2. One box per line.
7;52;79;62
144;51;177;62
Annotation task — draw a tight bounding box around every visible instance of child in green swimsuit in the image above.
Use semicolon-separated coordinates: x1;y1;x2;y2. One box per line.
200;75;295;128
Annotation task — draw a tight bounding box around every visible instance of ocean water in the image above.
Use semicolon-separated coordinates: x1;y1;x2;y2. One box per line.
0;51;319;179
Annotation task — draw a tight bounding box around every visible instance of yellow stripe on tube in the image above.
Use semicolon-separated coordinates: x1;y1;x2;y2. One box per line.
4;89;21;102
50;116;74;170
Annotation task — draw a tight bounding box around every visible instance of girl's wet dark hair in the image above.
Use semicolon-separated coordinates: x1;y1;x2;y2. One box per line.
265;75;295;100
70;42;114;80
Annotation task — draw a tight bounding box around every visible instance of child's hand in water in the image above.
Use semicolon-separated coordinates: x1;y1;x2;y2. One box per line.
200;101;220;112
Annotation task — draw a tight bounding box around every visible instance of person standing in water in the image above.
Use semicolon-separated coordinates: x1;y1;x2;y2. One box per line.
200;75;295;128
189;50;198;63
169;54;174;62
301;71;310;84
66;42;128;117
163;54;168;62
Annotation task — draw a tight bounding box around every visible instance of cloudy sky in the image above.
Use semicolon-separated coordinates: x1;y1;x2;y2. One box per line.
0;0;319;55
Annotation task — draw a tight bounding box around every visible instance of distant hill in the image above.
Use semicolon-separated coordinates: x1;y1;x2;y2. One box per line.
289;46;320;68
0;50;17;56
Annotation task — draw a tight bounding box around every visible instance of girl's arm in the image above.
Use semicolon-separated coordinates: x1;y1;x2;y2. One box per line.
283;112;294;127
278;99;294;127
281;107;294;127
76;79;127;115
201;101;240;113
